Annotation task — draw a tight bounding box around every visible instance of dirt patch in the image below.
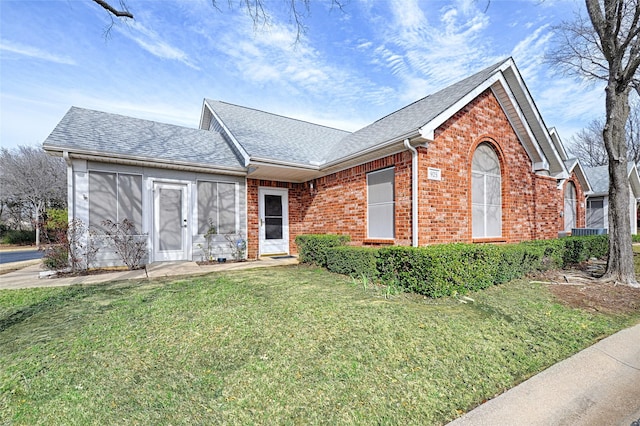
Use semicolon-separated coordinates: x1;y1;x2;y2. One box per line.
532;260;640;314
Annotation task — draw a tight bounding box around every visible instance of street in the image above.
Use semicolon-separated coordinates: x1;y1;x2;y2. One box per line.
0;250;43;264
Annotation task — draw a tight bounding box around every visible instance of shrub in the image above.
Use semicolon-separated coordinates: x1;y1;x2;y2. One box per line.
42;219;99;272
519;239;565;271
1;230;36;245
633;234;640;244
561;235;608;264
295;234;350;266
101;219;147;270
326;246;379;279
44;208;68;233
378;244;501;298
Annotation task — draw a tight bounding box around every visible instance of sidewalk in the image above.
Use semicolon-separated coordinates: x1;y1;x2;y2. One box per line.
448;323;640;426
0;256;299;290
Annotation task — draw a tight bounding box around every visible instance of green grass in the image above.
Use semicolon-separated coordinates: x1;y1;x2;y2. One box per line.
1;265;638;425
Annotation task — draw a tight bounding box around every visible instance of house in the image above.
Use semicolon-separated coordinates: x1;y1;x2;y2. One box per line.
584;163;640;234
43;58;586;266
548;127;592;234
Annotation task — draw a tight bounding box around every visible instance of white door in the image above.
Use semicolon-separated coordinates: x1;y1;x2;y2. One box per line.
153;182;189;261
258;187;289;255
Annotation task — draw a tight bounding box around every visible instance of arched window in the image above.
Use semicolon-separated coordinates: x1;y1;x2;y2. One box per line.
564;181;577;231
472;143;502;238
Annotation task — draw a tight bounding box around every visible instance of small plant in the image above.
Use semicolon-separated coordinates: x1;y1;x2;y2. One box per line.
225;234;247;261
42;218;98;273
102;219;147;270
197;219;217;261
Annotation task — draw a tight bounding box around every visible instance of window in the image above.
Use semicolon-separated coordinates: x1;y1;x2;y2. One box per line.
197;181;236;234
564;181;577;231
367;168;394;239
89;171;142;233
587;198;605;228
472;143;502;238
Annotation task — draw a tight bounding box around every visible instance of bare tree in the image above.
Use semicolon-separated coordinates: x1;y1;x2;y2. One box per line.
568;100;640;166
91;0;346;42
0;146;67;247
549;0;640;287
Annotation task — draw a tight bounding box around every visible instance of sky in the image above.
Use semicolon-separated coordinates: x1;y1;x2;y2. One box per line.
0;0;607;152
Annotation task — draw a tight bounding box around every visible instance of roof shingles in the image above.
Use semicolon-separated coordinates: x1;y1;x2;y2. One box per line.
44;107;244;169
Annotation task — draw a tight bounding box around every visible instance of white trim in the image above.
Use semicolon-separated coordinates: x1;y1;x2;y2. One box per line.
203;101;251;167
152;179;192;262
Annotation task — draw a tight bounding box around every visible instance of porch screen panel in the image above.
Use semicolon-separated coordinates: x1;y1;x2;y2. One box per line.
89;171;117;233
218;183;236;234
197;181;217;234
158;188;182;251
118;174;143;232
367;168;395;239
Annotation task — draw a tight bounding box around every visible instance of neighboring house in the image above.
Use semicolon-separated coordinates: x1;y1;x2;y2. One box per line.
583;163;640;234
548;127;592;234
44;58;585;265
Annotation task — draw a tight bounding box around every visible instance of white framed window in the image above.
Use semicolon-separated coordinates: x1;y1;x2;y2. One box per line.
472;143;502;238
564;181;577;231
89;171;142;233
367;167;395;239
197;181;237;234
587;197;605;228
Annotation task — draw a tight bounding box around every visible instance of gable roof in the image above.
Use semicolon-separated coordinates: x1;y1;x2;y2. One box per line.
43;107;245;174
584;162;640;197
202;100;350;165
204;58;568;181
564;158;592;193
323;60;509;163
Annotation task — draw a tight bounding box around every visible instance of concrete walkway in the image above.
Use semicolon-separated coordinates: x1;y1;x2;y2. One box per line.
0;256;299;290
1;258;639;425
448;323;640;426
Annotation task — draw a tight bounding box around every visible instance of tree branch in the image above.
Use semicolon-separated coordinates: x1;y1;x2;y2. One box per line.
92;0;133;19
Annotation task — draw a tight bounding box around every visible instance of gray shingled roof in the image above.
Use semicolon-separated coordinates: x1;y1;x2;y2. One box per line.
324;59;510;163
204;100;350;165
206;59;510;166
43;107;244;169
584;163;636;195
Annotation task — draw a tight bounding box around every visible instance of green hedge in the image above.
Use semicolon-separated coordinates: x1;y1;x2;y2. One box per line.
326;246;380;279
295;234;350;267
303;235;609;298
0;230;36;245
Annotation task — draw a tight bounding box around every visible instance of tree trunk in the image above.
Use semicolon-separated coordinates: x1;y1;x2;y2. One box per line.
603;81;639;287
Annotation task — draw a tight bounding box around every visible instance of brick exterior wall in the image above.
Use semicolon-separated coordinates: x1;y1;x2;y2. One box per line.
246;89;574;259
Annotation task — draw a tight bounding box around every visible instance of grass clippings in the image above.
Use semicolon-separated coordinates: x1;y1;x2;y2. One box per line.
1;265;638;425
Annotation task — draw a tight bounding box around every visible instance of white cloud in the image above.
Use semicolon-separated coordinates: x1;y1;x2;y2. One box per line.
116;21;200;70
0;40;76;65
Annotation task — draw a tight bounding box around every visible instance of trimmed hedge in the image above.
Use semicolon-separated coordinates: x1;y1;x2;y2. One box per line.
302;234;610;298
326;246;380;279
295;234;350;267
1;230;36;245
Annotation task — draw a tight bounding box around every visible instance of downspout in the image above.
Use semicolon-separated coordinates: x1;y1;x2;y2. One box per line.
404;139;419;247
63;151;73;221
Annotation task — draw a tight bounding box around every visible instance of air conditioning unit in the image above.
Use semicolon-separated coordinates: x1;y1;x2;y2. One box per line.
571;228;607;236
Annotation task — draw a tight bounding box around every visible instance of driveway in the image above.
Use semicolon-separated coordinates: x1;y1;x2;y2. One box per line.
0;249;43;264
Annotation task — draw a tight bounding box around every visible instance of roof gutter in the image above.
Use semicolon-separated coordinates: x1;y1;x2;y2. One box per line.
320;130;423;171
44;145;247;177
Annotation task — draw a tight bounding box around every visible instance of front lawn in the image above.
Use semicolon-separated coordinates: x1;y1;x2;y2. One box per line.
1;265;638;425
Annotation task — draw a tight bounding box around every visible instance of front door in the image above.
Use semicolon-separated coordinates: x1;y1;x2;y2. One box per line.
153;182;189;261
258;187;289;255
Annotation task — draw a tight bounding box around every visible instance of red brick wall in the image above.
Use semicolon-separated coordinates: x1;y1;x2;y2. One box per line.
246;89;565;258
246;153;412;259
423;89;562;243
